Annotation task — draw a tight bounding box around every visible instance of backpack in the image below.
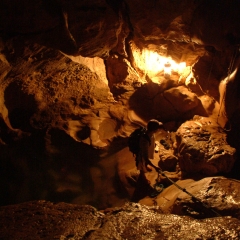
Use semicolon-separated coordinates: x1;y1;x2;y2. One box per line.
128;127;150;156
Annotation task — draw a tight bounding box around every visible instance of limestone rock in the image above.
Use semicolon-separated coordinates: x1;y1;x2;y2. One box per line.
173;177;240;219
154;177;240;220
117;147;139;198
1;201;240;239
0;0;240;212
158;145;178;171
190;1;240;50
163;85;199;112
0;0;122;57
0;200;104;240
174;116;236;176
106;54;140;98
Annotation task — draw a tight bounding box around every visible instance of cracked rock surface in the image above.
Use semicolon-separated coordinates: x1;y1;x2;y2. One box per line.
1;200;240;240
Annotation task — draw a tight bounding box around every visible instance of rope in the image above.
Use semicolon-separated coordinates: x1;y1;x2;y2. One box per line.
157;168;222;217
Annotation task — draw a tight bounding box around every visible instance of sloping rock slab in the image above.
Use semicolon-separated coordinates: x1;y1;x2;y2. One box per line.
151;177;240;220
171;177;240;219
1;201;240;239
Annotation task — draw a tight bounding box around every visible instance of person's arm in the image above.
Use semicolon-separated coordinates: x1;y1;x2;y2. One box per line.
147;159;160;171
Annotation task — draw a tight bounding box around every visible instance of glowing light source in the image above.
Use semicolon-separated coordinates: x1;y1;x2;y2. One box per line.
178;62;187;74
163;62;172;76
132;48;187;79
185;70;196;86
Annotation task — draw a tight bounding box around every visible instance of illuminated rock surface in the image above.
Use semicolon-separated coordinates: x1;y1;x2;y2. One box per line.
175;116;236;175
1;201;240;240
141;177;240;220
0;1;240;237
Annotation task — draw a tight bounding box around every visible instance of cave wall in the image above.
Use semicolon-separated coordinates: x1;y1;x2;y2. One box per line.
0;0;240;208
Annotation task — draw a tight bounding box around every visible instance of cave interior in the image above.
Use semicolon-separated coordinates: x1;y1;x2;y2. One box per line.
0;0;240;219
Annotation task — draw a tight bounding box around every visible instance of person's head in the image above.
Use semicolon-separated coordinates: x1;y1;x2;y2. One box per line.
147;119;163;133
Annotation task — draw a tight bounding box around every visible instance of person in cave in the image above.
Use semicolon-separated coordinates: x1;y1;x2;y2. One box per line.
131;119;163;202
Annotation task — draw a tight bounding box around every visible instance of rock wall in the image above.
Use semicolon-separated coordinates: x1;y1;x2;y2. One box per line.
0;0;240;209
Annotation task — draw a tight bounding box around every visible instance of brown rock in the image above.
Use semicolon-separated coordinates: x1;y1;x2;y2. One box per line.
164;85;199;112
155;177;240;220
1;201;240;239
174;116;236;176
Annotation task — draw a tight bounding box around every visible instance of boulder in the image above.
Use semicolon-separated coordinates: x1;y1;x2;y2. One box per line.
174;116;236;176
151;177;240;220
164;85;200;112
158;144;178;171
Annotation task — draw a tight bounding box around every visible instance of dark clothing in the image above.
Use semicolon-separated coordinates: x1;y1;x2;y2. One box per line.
131;133;158;202
136;133;155;172
131;171;153;202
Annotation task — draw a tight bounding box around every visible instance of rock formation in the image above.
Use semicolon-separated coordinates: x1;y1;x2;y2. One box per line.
140;177;240;219
175;116;236;176
1;200;240;239
0;0;240;238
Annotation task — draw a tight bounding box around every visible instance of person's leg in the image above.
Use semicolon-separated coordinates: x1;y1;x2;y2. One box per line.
131;171;152;202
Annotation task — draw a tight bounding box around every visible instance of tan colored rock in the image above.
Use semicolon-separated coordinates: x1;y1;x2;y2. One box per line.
156;177;240;219
158;147;178;171
98;118;117;140
175;116;236;175
164;85;199;112
0;200;104;239
117;147;139;197
198;94;216;116
106;54;139;96
171;177;240;219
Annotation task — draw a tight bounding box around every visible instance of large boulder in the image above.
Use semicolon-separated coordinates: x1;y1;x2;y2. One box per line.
164;85;199;112
174;116;236;176
144;177;240;220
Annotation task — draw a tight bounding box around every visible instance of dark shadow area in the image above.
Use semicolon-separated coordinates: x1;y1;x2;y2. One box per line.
128;82;208;123
128;83;163;121
45;128;100;204
76;125;91;140
0;129;48;206
0;126;103;207
131;172;153;202
4;81;38;132
226;111;240;180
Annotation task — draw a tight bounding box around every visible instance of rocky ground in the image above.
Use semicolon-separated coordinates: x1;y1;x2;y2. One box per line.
1;200;240;240
0;1;240;238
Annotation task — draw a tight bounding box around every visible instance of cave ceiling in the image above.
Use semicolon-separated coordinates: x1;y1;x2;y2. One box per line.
0;0;240;209
1;0;240;145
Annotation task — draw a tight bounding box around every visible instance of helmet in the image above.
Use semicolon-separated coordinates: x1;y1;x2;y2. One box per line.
147;119;163;132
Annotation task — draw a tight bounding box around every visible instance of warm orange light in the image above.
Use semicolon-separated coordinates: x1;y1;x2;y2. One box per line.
164;62;172;76
178;62;187;73
132;48;186;79
185;70;196;86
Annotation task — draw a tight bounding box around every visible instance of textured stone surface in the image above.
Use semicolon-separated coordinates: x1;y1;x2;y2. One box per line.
164;85;200;112
0;0;239;211
0;200;104;239
171;177;240;219
1;201;240;240
174;116;236;175
144;177;240;220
